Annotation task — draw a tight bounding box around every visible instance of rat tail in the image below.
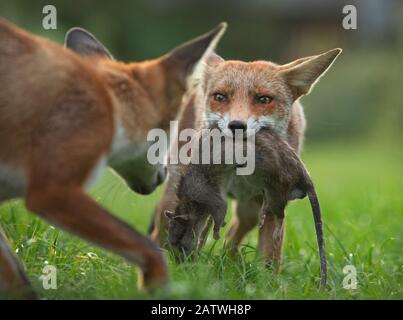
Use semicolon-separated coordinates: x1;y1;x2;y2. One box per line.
307;181;327;289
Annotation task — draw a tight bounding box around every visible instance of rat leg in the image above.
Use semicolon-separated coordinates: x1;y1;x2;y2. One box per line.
197;216;213;250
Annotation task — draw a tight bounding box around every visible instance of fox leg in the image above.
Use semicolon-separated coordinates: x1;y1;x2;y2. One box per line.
26;187;167;289
225;200;260;253
258;211;285;272
24;104;167;290
0;226;36;299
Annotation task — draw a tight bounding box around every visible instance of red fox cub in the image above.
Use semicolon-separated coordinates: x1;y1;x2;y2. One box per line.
0;18;226;298
151;48;341;272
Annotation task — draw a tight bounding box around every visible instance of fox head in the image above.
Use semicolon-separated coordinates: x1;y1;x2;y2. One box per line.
65;23;227;135
199;49;342;137
64;23;226;194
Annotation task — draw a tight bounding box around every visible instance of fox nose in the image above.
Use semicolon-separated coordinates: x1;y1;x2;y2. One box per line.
228;120;247;133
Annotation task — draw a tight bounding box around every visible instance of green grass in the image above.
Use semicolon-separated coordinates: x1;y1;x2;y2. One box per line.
0;141;402;299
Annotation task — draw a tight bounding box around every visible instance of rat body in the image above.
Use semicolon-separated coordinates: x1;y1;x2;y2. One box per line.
166;128;327;287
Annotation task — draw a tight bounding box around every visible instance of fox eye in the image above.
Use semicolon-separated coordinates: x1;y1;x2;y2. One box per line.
257;95;273;104
213;93;227;102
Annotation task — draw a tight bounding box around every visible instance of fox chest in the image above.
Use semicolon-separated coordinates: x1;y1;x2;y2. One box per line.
85;122;151;189
107;141;152;174
104;121;159;190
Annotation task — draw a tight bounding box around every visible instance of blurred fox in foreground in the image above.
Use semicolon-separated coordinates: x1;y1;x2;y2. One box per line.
0;18;226;298
150;47;341;274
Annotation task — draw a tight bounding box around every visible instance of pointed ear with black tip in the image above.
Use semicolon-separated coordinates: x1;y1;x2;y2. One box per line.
162;22;227;87
65;27;113;59
279;48;342;100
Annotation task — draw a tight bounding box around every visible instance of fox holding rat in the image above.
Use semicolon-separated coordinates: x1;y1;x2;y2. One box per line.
151;47;342;273
0;18;227;298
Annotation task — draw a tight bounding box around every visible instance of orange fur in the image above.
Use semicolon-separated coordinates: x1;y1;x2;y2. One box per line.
0;18;226;297
151;49;341;271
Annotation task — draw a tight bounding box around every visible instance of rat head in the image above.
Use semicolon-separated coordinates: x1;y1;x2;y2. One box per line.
199;49;342;138
165;205;210;259
65;23;227;194
165;173;226;258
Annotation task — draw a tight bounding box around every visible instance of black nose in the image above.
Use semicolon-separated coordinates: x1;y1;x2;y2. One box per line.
228;120;247;133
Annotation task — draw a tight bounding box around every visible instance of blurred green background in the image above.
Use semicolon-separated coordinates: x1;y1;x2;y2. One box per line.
0;0;402;299
1;0;403;144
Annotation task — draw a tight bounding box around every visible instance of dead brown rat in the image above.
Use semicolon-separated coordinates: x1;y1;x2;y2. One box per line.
165;128;327;287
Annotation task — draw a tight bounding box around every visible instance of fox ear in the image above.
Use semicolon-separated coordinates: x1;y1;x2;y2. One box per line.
206;52;224;66
162;22;227;87
65;28;113;59
279;48;342;99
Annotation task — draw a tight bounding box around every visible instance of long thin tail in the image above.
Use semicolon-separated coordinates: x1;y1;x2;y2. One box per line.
307;183;327;288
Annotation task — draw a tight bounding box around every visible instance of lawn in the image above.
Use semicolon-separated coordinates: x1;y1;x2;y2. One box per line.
0;141;402;299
